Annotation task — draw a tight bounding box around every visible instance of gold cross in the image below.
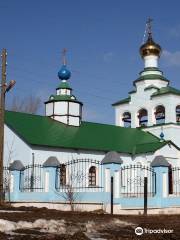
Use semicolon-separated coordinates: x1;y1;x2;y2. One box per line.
146;17;153;38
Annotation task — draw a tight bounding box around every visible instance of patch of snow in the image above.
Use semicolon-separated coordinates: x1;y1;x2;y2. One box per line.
0;210;27;213
0;219;17;232
111;218;134;226
0;218;66;234
85;218;134;240
18;221;33;229
38;219;66;234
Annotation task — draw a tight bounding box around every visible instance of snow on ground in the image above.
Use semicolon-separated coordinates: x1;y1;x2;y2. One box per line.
86;218;134;233
0;210;27;213
85;218;135;239
0;217;134;239
0;219;66;234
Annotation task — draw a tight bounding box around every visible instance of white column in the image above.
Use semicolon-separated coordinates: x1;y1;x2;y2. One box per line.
163;172;168;197
165;104;176;123
105;168;110;192
10;174;14;193
144;55;159;68
114;170;120;198
45;171;49;192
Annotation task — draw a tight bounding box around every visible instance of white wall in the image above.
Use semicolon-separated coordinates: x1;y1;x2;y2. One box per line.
4;125;32;166
5;123;180;168
69;102;80;116
155;144;180;167
144;125;180;149
54;102;68;115
45;102;53;116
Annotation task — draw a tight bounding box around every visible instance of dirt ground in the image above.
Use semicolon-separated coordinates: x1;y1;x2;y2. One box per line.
0;206;179;239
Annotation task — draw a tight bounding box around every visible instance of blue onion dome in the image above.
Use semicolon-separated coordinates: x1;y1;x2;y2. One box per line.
160;132;164;140
58;65;71;80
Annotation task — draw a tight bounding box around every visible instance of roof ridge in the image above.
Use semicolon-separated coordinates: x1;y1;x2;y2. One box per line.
82;120;124;128
5;110;44;118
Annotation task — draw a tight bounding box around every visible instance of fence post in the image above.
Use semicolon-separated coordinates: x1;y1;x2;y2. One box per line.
43;158;60;196
144;176;147;215
102;151;123;214
9;160;25;201
111;176;114;214
10;170;20;201
151;157;169;207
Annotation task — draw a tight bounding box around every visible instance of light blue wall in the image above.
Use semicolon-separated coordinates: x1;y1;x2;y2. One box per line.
7;163;180;210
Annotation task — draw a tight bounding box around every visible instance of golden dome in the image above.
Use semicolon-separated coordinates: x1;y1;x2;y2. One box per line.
140;36;161;58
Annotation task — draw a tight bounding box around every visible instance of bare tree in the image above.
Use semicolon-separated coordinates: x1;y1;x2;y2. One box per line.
57;169;87;211
4;136;16;204
8;95;41;114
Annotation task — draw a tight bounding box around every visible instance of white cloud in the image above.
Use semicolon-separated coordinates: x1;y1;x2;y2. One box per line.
162;50;180;67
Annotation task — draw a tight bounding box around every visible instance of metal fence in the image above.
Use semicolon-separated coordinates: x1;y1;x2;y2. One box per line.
20;164;44;192
120;165;156;197
169;167;180;195
55;159;103;192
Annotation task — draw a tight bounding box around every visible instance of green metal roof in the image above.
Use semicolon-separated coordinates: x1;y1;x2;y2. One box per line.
45;95;83;105
139;67;163;75
56;81;72;90
112;97;130;106
128;90;136;94
151;86;180;98
144;85;160;91
5;111;168;155
134;74;169;86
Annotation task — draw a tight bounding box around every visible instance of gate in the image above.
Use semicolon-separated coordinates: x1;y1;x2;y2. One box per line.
169;167;180;195
55;159;103;192
120;165;156;197
20;164;44;192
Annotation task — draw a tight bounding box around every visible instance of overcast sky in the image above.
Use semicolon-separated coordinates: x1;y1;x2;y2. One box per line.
2;0;180;124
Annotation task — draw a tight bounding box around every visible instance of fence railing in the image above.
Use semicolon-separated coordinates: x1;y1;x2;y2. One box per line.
55;159;104;192
3;163;157;197
20;164;45;192
120;165;156;197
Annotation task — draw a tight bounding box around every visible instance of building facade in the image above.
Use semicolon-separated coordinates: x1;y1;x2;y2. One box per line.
3;23;180;214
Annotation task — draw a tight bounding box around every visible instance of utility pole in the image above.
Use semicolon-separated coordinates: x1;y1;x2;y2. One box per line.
0;48;7;204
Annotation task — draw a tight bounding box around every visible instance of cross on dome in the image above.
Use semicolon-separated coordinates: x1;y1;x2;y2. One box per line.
62;48;67;66
58;48;71;80
140;18;162;59
146;17;153;40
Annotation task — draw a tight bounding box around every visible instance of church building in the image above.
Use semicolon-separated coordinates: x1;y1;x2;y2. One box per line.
3;21;180;213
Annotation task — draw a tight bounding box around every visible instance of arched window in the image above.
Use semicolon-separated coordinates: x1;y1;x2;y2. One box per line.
176;105;180;123
138;109;148;127
89;166;96;186
155;105;165;124
60;164;66;185
122;112;131;127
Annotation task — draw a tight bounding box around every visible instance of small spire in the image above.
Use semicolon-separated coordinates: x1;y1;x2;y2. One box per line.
160;126;165;141
62;48;67;65
58;49;71;80
146;17;153;39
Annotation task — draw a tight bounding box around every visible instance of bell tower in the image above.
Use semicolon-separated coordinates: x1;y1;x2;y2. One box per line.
113;19;180;147
45;49;83;127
